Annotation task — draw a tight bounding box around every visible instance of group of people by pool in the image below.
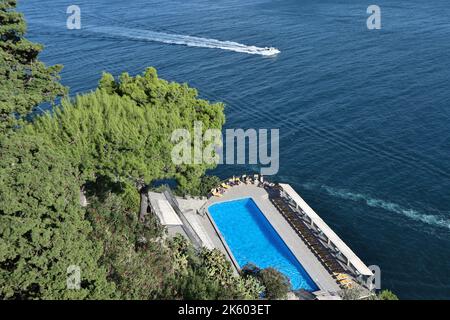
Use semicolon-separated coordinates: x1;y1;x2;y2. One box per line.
210;174;266;198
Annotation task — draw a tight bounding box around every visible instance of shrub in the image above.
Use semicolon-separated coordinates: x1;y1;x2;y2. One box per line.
168;237;264;299
378;290;399;300
259;268;291;300
241;264;291;300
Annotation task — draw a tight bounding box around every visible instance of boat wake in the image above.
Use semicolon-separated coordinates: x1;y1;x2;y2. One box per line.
302;183;450;231
86;26;280;57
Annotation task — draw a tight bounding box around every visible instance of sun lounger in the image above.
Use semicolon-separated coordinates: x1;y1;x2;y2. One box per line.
334;273;349;281
339;278;352;285
270;195;352;279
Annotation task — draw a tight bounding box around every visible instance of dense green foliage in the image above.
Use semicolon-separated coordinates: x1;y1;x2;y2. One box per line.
0;0;67;134
340;288;400;300
378;289;399;300
28;68;225;193
87;194;173;299
259;268;291;299
242;263;291;300
0;132;115;299
197;175;222;197
168;236;263;299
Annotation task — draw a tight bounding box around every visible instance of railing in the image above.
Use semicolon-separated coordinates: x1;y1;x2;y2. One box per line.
197;201;209;217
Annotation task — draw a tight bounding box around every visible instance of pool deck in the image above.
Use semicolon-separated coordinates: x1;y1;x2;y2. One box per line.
149;184;344;297
203;184;341;295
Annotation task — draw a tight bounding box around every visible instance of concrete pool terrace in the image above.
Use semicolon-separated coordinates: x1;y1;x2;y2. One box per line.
203;184;341;295
147;181;374;299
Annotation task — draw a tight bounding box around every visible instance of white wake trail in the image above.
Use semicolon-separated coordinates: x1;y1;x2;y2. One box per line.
302;183;450;231
86;26;280;56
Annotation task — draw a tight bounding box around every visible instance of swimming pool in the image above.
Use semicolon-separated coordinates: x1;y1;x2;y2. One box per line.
208;198;319;291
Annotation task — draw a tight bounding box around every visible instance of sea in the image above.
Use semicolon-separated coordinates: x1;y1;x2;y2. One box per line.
19;0;450;299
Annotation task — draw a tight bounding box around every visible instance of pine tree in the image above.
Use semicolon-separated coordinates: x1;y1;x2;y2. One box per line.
0;0;67;134
30;68;225;192
0;132;115;299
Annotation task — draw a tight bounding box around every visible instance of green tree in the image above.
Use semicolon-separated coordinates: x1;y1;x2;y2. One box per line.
259;268;291;300
29;68;225;192
0;132;115;299
241;265;291;300
0;0;67;134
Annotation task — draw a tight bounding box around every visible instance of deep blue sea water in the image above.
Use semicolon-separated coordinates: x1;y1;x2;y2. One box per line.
19;0;450;299
209;198;318;291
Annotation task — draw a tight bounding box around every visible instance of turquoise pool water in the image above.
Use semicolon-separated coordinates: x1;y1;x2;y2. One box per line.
209;198;318;291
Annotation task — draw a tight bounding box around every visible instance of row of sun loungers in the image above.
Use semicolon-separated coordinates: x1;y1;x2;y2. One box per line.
210;175;264;198
270;196;354;289
210;177;240;197
333;273;354;288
